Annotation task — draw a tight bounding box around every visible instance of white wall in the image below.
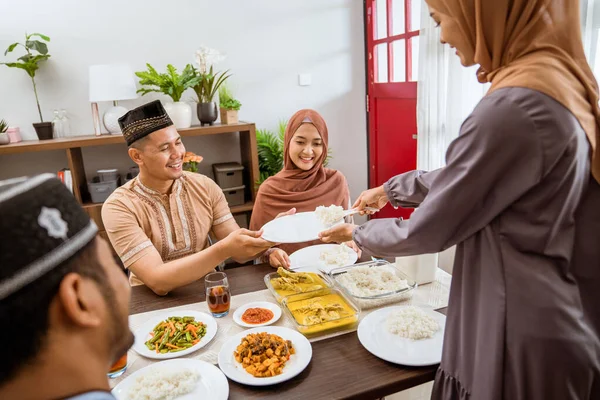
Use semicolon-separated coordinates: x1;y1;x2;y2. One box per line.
0;0;367;200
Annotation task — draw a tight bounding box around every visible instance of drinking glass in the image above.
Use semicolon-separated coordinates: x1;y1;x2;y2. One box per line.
107;353;127;378
205;271;231;318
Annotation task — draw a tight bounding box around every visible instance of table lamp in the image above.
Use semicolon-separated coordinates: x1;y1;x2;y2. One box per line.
89;64;138;135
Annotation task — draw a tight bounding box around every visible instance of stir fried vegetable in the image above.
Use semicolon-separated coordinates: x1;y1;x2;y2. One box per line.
144;316;207;353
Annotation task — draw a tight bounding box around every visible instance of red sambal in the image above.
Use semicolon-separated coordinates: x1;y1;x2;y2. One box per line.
241;307;274;324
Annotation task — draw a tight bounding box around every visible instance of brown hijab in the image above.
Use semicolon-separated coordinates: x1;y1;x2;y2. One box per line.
250;109;349;254
427;0;600;182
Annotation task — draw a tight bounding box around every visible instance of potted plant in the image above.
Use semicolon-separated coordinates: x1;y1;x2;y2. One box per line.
1;33;52;140
256;120;333;188
218;85;241;125
182;151;203;173
0;120;9;145
193;46;231;126
135;63;200;129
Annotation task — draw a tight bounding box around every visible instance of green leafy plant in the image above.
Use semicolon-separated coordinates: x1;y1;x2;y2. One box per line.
0;119;8;134
193;65;231;103
1;33;51;122
218;85;242;110
255;120;333;187
135;63;200;102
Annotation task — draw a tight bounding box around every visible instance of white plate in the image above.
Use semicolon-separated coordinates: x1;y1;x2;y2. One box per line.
289;244;358;273
261;211;342;243
112;359;228;400
132;310;218;360
232;301;282;328
218;326;312;386
357;306;446;366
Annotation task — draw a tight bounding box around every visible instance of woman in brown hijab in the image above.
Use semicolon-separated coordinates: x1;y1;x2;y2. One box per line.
250;109;359;268
320;0;600;398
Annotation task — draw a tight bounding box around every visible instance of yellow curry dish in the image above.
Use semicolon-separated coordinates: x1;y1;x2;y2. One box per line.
265;267;331;302
282;288;360;336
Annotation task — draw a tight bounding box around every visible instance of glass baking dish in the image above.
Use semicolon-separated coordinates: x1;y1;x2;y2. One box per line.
281;287;360;337
328;259;417;309
264;269;334;303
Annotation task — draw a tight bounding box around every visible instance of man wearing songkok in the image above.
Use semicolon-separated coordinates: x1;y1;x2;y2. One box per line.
102;100;274;295
0;174;132;400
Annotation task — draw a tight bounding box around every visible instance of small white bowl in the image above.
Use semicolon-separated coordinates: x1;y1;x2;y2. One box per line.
232;301;282;328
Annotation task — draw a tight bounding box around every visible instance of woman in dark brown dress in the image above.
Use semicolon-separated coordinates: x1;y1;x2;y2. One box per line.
320;0;600;398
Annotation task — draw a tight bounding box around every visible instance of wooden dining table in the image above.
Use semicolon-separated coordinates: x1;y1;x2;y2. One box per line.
129;263;447;400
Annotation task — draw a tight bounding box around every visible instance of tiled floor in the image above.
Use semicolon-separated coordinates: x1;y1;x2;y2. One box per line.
386;381;433;400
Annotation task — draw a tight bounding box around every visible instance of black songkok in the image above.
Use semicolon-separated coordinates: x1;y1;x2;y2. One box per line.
118;100;174;146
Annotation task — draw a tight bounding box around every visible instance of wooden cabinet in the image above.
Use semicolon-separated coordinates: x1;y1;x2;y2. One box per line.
0;122;259;252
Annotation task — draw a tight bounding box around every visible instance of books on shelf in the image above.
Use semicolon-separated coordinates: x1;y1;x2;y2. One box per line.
57;168;73;194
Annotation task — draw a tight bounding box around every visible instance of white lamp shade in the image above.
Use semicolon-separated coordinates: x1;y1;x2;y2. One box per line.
89;64;138;102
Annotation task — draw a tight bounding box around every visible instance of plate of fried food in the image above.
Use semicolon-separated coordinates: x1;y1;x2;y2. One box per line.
217;326;312;386
132;311;218;360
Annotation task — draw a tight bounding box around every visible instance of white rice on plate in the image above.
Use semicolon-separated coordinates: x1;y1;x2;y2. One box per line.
127;368;199;400
319;243;351;267
386;306;440;340
315;205;345;226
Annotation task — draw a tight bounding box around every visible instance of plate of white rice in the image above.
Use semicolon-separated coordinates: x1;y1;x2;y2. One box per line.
111;358;228;400
289;243;358;273
357;305;446;366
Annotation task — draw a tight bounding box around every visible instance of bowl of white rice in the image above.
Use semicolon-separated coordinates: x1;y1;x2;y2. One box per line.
329;260;417;309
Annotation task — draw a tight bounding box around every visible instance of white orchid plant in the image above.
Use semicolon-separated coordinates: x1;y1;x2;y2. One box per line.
193;46;231;103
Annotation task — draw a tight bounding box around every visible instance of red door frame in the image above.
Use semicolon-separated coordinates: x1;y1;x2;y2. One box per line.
366;0;419;189
364;0;419;187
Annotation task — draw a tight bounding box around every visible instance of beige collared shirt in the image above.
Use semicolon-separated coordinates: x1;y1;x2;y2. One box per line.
102;172;233;285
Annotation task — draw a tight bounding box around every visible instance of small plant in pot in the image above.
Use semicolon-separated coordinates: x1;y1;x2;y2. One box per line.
0;120;10;145
1;33;52;140
135;63;200;129
218;85;241;125
193;46;230;126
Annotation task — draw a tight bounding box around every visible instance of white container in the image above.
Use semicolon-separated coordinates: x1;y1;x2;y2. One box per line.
395;254;438;285
97;169;119;182
163;101;192;129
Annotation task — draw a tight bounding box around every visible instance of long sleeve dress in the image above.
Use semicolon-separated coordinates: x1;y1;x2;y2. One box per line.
353;87;600;400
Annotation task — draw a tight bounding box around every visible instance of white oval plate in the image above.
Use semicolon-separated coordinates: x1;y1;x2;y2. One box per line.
232;301;282;328
218;326;312;386
357;305;446;366
132;310;217;360
289;244;358;273
261;211;342;243
112;359;228;400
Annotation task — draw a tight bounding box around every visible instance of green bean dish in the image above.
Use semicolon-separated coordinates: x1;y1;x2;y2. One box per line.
145;316;207;353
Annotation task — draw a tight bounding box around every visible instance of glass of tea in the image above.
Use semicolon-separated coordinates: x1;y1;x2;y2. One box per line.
107;353;127;379
205;271;230;318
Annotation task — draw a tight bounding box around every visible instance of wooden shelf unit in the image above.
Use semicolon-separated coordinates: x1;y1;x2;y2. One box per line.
0;122;259;243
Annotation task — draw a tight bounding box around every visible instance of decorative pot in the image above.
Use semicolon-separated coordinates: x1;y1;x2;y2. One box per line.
163;101;192;129
33;122;53;140
220;108;239;125
103;105;129;134
0;133;10;145
6;127;22;143
197;102;218;126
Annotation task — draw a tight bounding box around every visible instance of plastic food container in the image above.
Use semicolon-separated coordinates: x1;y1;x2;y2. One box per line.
281;287;360;337
328;260;417;310
87;177;118;203
264;270;333;303
97;169;119;182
